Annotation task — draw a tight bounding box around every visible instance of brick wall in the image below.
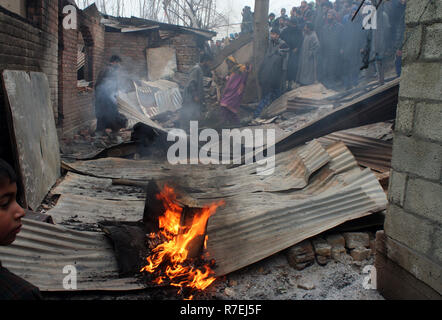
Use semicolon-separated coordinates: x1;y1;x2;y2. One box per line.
58;2;105;137
0;0;59;121
104;31;149;80
378;0;442;299
172;33;200;73
104;30;202;78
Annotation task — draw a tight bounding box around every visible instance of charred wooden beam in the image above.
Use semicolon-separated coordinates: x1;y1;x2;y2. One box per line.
143;180;165;233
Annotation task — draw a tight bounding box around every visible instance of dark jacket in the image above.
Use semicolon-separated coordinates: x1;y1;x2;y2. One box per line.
0;261;42;300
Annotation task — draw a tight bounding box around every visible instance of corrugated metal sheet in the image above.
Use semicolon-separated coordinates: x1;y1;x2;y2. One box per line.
59;141;387;277
51;172;146;201
49;194;145;231
274;78;400;153
2;71;61;210
0;219;145;292
205;143;387;276
318;132;392;173
139;80;183;113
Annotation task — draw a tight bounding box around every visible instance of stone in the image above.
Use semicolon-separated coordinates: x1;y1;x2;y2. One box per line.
331;246;347;261
343;232;370;249
316;255;329;266
350;247;371;261
312;237;331;266
286;240;315;270
297;281;315;291
312;238;332;257
325;233;345;248
229;279;238;287
224;287;235;297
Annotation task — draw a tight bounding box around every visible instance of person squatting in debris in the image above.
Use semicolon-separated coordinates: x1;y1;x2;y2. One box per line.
94;55;128;141
219;56;251;126
0;159;42;300
254;28;289;118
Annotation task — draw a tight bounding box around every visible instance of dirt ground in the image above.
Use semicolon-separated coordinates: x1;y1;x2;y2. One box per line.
42;249;383;301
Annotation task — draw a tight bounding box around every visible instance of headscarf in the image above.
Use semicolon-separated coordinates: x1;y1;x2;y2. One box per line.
225;56;246;73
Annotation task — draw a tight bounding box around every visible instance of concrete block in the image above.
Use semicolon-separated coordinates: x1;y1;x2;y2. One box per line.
395;99;415;135
399;63;442;101
391;135;442;181
384;204;434;255
404;177;442;224
414;102;442;142
403;24;423;62
388;170;408;207
423;23;442;60
405;0;440;24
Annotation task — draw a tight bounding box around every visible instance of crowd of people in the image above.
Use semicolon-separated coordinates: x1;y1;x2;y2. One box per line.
256;0;406;118
193;0;407;124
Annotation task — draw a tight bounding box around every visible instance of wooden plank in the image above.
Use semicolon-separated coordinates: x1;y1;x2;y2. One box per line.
1;71;60;210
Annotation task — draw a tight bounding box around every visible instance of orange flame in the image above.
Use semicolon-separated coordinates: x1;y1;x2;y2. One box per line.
141;185;224;296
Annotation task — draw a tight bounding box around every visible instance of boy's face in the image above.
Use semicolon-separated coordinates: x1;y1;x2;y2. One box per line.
0;179;25;245
270;32;279;40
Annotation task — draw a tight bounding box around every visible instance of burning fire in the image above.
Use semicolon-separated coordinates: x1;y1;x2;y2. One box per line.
140;185;224;296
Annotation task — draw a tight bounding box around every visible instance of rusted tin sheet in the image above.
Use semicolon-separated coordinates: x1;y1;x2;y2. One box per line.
49;194;145;231
51;172;146;201
205;143;388;276
274;78;400;153
318;132;392;173
0;219;145;292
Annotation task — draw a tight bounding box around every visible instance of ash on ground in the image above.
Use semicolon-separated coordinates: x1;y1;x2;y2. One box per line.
42;249;383;300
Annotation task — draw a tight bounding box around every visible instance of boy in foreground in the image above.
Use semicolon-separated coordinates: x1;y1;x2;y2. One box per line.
0;159;42;299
